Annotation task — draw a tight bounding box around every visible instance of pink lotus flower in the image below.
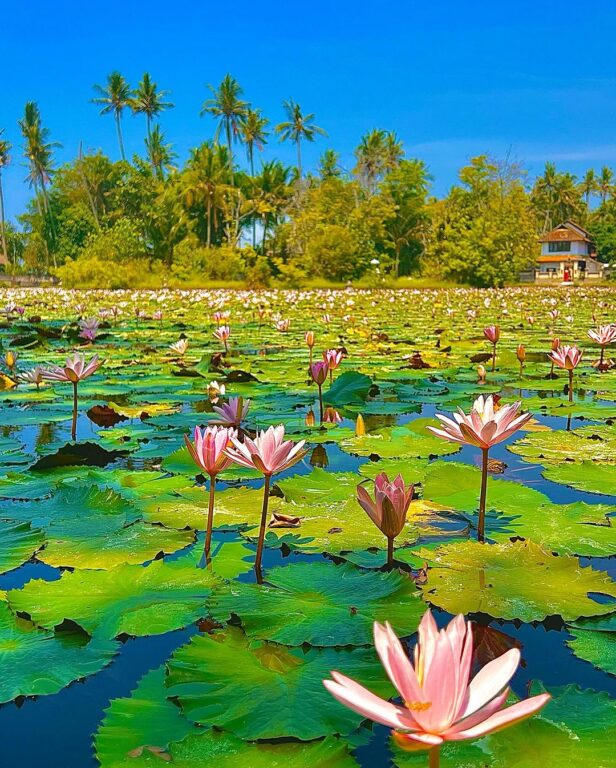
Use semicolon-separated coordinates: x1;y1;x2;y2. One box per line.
357;473;414;565
44;353;103;441
185;425;237;559
323;407;342;424
548;344;583;371
225;424;306;477
185;425;237;478
428;395;530;451
44;352;103;383
549;345;583;402
323;348;343;370
275;318;290;332
18;366;46;390
212;396;250;427
428;396;530;541
225;425;307;574
213;325;231;352
78;317;99;342
588;325;616;370
213;311;230;325
483;326;500;371
324;611;550;759
310;360;329;423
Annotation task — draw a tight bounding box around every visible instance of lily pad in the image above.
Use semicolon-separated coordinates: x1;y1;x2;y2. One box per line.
421;539;616;621
210;561;425;646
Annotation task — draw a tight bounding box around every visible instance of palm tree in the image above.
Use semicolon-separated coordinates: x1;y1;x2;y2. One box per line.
183;141;233;247
581;169;598;207
146;126;177;179
354;129;403;192
0;130;10;266
240;109;269;176
599;166;613;204
533;161;559;231
318;149;341;180
240;109;269;246
131;73;173;140
92;72;132;160
19;102;60;265
251;160;292;247
275;99;326;179
201;74;249;176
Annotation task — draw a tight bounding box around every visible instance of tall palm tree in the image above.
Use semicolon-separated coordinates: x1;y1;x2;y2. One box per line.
18;102;60;266
318;149;341;180
533;161;558;231
240;109;269;247
0;130;10;265
201;74;249;177
275;99;326;179
183;141;233;247
131;73;173;140
146;126;177;179
599;166;613;204
354;129;403;192
92;71;132;160
240;108;269;176
251;160;292;247
581;169;598;207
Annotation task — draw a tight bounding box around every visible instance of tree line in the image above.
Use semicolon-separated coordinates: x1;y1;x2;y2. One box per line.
1;72;615;287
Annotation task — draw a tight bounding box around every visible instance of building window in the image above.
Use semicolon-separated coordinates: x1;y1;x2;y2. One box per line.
549;241;571;252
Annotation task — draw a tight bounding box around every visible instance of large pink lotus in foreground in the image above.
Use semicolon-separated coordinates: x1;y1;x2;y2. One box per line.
324;610;550;759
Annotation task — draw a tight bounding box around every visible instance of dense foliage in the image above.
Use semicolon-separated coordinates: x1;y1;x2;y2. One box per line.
2;74;616;287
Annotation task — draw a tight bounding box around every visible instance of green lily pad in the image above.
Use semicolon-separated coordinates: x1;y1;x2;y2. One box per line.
8;558;220;639
0;520;45;574
542;462;616;496
421;539;616;621
0;601;118;703
166;626;393;740
210;561;425;646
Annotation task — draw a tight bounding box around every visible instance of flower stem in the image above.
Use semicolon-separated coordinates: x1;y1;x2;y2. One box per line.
71;381;78;441
600;345;605;369
254;474;271;574
428;746;440;768
492;343;496;372
205;476;216;561
478;448;489;542
317;383;324;424
386;536;394;567
568;369;574;403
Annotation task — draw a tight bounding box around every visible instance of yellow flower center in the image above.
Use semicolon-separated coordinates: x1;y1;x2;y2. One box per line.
405;700;432;712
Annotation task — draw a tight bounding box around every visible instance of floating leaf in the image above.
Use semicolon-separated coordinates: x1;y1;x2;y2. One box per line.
421;539;616;621
166;627;393;740
210;561;425;646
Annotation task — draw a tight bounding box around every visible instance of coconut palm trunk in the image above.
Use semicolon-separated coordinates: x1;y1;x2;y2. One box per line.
0;174;8;266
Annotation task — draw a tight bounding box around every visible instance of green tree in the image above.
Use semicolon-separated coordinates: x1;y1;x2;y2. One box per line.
429;155;538;287
380;159;430;276
318;149;341;180
598;166;613;204
581;169;598;207
354;129;404;192
131;73;173;140
250;160;293;249
275;99;326;179
145;126;177;179
92;72;132;160
0;129;10;265
182;141;233;247
201;75;249;176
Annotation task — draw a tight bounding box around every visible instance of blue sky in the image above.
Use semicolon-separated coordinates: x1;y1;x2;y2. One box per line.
2;0;616;221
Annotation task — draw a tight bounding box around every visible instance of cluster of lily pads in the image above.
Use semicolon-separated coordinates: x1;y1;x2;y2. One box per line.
0;285;614;767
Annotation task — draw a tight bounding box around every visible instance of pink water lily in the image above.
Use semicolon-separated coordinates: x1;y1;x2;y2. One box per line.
587;325;615;370
225;425;306;574
44;353;103;440
483;326;500;371
185;426;237;559
213;325;230;352
357;472;414;565
310;360;329;423
212;396;250;427
324;611;550;765
548;344;582;402
428;396;530;541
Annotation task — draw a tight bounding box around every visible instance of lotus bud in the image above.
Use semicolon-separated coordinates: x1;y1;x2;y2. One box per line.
516;345;526;363
305;331;315;348
477;364;486;384
355;413;366;436
305;409;316;428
